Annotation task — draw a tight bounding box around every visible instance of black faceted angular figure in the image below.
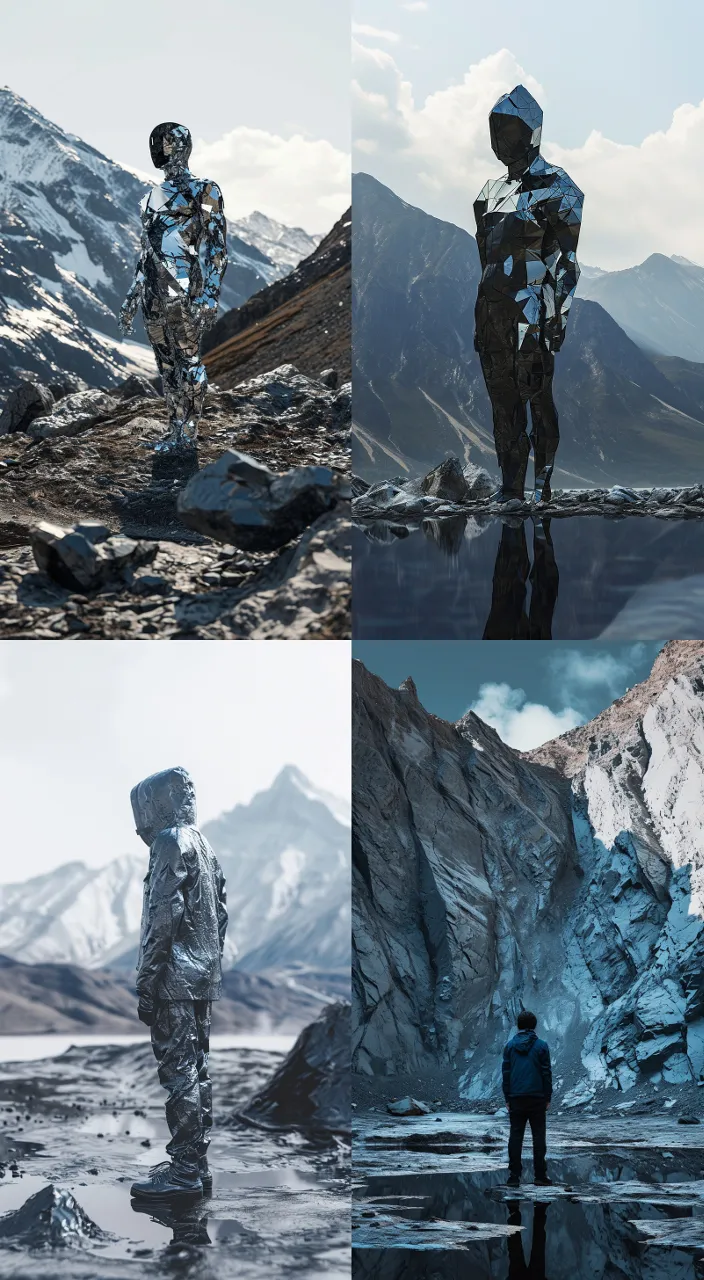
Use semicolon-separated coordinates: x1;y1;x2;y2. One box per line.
474;86;583;503
130;767;228;1199
119;123;228;452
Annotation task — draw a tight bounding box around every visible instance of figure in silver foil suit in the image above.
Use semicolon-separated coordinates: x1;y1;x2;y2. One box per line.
474;86;583;504
119;123;228;452
129;767;227;1200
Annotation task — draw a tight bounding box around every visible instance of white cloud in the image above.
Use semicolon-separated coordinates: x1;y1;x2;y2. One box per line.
191;127;350;235
353;22;400;42
469;682;582;752
352;44;704;268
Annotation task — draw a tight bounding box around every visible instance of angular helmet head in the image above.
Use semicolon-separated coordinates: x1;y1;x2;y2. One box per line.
149;122;193;170
489;85;542;171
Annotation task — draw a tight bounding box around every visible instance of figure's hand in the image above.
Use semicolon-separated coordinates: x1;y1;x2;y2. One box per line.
544;323;564;354
137;999;154;1027
191;298;218;332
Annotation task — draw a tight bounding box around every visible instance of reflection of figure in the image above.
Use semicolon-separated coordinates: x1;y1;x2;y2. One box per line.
119;123;228;452
483;520;558;639
503;1010;552;1187
131;1194;212;1252
474;86;583;503
130;767;228;1200
507;1201;548;1280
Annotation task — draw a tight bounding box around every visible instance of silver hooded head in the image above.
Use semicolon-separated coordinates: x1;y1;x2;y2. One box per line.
131;766;197;845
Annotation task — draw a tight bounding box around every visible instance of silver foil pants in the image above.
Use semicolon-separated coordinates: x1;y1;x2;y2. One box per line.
151;999;213;1176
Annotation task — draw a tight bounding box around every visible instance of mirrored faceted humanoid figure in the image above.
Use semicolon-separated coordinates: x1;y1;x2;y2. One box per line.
474;86;583;504
129;767;228;1201
119;123;228;452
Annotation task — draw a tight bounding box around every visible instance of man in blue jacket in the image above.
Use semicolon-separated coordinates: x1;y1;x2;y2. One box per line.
502;1010;552;1187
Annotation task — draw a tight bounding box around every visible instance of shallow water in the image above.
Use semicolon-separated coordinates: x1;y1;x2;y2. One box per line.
0;1034;295;1063
352;1111;704;1276
352;516;704;639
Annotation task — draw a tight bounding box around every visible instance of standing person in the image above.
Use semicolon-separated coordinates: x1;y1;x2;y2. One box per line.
502;1010;553;1187
129;767;228;1200
474;85;583;505
119;122;228;453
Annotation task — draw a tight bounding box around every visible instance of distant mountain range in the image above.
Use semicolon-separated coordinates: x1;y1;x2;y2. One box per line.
352;172;704;488
0;766;350;989
0;88;318;390
578;253;704;362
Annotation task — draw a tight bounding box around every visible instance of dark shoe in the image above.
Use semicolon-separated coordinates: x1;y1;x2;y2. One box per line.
534;1176;553;1186
199;1157;212;1193
131;1161;202;1200
506;1174;520;1187
491;488;525;506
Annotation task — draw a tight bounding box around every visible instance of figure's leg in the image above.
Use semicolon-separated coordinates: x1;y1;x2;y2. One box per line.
150;1000;202;1177
476;301;530;499
506;1201;529;1278
508;1104;529;1179
529;1203;548;1278
195;1000;213;1166
163;302;207;449
142;299;180;432
528;519;559;640
483;522;530;640
526;349;559;503
527;1102;548;1181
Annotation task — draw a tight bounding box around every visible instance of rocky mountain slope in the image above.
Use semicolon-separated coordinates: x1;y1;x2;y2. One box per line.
352;643;704;1107
352;172;704;488
578;253;704;362
0;88;317;390
203;210;351;385
0;766;350;985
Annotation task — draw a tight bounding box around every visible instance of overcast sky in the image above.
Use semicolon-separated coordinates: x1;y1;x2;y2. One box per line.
0;641;350;882
354;641;664;751
353;0;704;268
2;0;350;233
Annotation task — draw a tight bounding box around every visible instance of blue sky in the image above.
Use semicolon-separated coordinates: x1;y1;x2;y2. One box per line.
353;641;664;749
353;1;704;266
2;0;349;231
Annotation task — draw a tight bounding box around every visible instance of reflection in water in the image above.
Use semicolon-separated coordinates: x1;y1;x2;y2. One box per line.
352;515;704;639
483;521;558;640
506;1200;547;1280
131;1192;212;1257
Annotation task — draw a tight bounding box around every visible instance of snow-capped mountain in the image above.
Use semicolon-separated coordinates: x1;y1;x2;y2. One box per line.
0;88;317;390
0;766;350;979
353;645;704;1103
231;211;320;272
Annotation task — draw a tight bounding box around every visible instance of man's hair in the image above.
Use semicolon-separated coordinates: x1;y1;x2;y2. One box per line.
517;1009;537;1030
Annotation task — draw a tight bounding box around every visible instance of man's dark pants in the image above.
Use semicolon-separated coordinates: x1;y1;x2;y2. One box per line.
507;1097;548;1180
151;999;212;1176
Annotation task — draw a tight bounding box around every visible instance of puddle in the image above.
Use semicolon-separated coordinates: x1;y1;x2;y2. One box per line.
216;1168;321;1190
352;516;704;639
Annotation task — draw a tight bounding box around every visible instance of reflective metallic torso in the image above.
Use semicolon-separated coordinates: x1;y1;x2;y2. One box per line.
141;175;226;311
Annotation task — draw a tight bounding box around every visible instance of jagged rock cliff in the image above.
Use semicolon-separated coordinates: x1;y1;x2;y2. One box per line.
352;643;704;1103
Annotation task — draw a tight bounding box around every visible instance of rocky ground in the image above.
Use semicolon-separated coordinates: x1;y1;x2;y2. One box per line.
353;458;704;529
0;1012;350;1278
352;1107;704;1275
0;365;350;638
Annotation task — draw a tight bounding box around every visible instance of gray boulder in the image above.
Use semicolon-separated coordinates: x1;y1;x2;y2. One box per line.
421;457;469;502
386;1097;431;1116
26;389;117;441
32;521;156;591
178;450;346;551
0;382;54;435
116;373;160;401
463;461;494;497
237;1001;350;1135
0;1184;104;1246
48;376;88;402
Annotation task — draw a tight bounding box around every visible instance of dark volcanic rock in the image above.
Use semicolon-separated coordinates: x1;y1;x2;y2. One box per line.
0;381;54;434
178;450;345;551
238;1001;351;1135
0;1184;105;1246
116;373;159;402
421;458;469;502
32;521;156;590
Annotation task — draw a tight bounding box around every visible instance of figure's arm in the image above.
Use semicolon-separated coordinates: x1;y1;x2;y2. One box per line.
543;174;583;351
502;1044;512;1100
216;865;228;956
119;221;147;336
539;1043;553;1102
193;180;228;327
472;180;492;350
136;831;187;1014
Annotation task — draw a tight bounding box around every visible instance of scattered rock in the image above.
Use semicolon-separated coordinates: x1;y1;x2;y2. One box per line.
177;450;346;552
421;458;469;502
48;377;88;403
32;521;156;591
386;1097;431;1117
116;374;160;402
26;389;118;441
0;382;54;435
319;368;338;389
0;1184;105;1246
678;1115;701;1125
235;1002;350;1136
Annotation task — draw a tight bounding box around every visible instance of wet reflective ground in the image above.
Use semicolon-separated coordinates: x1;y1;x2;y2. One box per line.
352;1110;704;1277
0;1041;349;1279
352;517;704;639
